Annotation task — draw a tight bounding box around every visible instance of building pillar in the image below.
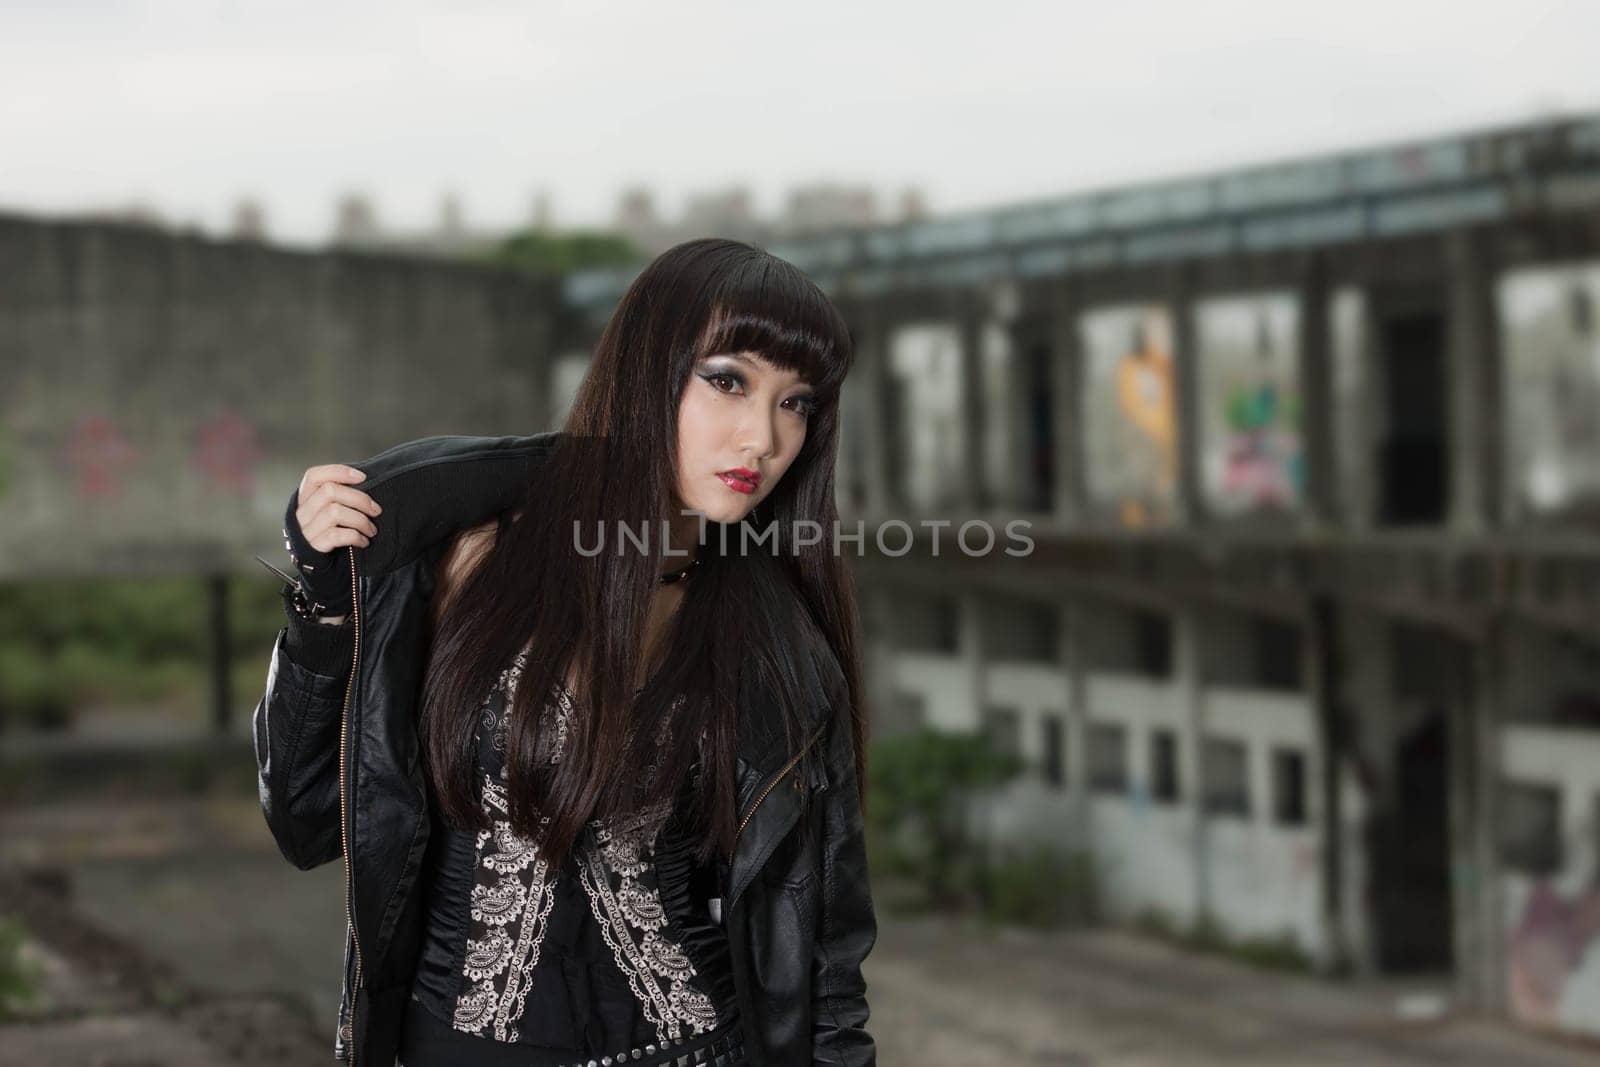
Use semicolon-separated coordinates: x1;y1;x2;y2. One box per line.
1444;230;1500;533
1346;292;1382;535
861;585;902;735
854;304;895;520
1175;604;1209;921
1307;594;1350;971
1299;256;1337;528
1454;614;1509;1012
959;587;994;859
1011;309;1055;514
958;298;987;513
1060;598;1091;850
1051;282;1085;526
1169;269;1202;527
959;588;986;730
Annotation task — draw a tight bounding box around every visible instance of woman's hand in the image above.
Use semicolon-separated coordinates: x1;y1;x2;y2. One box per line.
283;464;383;618
293;464;382;554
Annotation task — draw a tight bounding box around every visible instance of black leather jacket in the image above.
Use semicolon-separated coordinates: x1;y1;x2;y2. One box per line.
251;431;878;1066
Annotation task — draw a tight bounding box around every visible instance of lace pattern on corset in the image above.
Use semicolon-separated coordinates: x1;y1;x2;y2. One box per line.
479;648;572;762
452;773;557;1041
450;647;717;1047
576;800;722;1045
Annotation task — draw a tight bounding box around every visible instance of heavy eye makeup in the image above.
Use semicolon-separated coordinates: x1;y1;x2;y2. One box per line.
696;364;818;417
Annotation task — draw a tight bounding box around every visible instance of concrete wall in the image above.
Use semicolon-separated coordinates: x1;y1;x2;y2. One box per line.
1200;685;1323;957
0;215;559;579
1083;672;1201;925
1498;620;1600;1035
979;661;1074;846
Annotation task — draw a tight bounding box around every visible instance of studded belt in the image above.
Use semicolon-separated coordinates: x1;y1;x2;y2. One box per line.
557;1017;745;1067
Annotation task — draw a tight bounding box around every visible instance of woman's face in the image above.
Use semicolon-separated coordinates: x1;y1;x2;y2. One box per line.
674;349;817;525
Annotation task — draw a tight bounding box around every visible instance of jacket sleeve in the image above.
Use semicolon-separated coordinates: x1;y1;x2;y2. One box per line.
251;579;357;872
810;695;878;1065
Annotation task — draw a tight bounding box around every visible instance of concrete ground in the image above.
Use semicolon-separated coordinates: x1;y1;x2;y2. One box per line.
868;911;1599;1066
0;862;327;1067
3;795;1598;1066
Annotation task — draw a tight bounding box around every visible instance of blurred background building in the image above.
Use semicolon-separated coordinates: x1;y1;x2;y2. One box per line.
549;111;1600;1040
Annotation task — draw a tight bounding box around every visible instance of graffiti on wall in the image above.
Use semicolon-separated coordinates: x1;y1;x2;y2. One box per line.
65;414;140;500
1506;796;1600;1034
58;410;261;504
1503;712;1600;1036
1496;262;1600;518
1080;305;1176;527
1194;292;1304;516
189;407;261;495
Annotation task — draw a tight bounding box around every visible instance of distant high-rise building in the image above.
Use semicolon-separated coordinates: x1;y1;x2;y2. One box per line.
529;190;554;233
326;190;503;258
682;186;759;240
332;194;381;248
782;183;877;236
613;186;667;252
437;192;465;242
614;186;658;232
897;186;931;223
232;199;268;241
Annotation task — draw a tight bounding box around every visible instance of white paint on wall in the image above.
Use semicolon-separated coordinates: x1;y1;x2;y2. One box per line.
980;661;1076;848
891;650;976;732
1200;686;1324;959
1083;673;1199;925
1503;725;1600;851
982;661;1069;763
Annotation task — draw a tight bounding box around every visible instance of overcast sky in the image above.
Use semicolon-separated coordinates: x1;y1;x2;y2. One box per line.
3;0;1598;248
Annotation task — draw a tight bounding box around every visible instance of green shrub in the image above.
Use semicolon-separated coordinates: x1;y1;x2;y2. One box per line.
1133;905;1180;940
1182;912;1229;953
978;840;1098;928
866;728;1025;910
0;914;40;1020
0;647;75;731
1224;930;1314;972
1129;907;1313;973
0;574;286;734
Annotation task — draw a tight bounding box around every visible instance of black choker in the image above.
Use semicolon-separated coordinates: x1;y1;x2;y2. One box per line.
658;554;701;585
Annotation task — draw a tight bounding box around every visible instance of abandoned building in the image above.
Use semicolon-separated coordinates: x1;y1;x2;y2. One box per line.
560;112;1600;1040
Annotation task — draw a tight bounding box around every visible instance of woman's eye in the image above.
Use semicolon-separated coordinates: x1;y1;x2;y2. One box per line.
704;371;741;394
786;395;818;417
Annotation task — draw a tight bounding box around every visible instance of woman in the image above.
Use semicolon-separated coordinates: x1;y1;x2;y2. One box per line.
252;237;877;1067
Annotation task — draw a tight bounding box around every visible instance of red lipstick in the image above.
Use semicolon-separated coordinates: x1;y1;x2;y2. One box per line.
718;467;761;494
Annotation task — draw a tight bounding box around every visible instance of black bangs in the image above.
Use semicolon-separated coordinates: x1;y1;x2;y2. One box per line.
697;259;853;397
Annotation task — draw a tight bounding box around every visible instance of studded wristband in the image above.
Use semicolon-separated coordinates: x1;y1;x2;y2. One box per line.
252;554;342;623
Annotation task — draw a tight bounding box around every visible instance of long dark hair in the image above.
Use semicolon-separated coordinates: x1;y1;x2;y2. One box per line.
418;237;866;873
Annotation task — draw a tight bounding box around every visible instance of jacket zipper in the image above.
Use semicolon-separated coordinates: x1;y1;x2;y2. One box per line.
732;719;827;846
338;544;364;1066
